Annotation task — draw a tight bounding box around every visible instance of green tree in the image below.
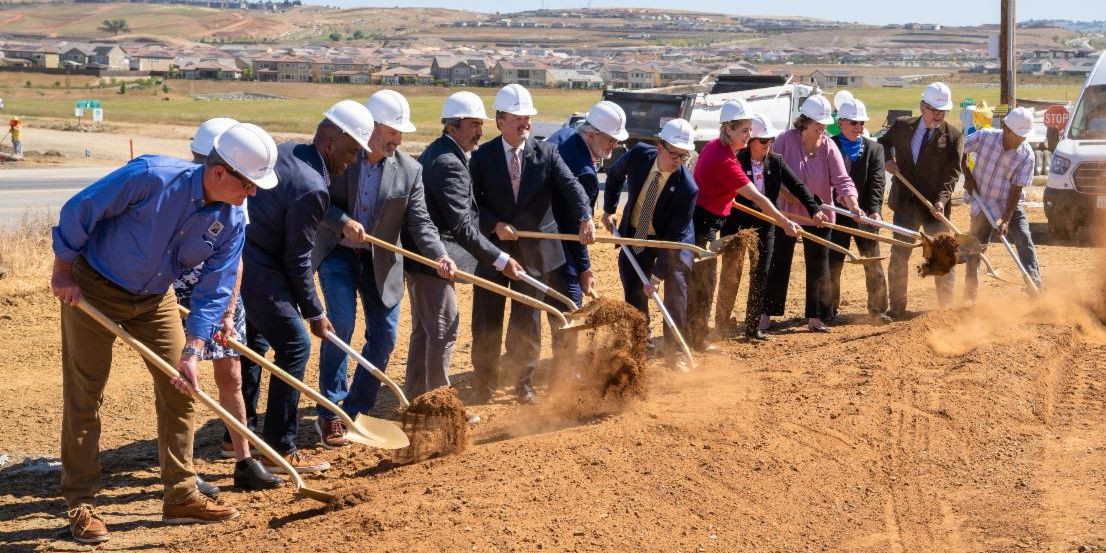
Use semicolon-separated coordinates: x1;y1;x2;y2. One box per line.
119;82;127;94
352;30;365;40
99;19;130;35
242;66;254;81
328;32;342;42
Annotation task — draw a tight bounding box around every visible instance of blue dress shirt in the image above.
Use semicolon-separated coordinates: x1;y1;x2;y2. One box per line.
52;155;245;341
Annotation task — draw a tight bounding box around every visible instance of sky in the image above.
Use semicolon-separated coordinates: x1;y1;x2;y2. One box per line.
314;0;1106;27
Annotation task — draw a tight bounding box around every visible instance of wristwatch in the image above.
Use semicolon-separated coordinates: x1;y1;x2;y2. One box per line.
182;345;202;358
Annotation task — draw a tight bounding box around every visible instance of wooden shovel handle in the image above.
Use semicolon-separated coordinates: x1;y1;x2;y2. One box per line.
730;201;858;260
788;211;918;248
514;229;713;258
354;232;568;327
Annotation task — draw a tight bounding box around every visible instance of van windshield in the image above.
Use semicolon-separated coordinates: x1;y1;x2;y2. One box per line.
1068;84;1106;140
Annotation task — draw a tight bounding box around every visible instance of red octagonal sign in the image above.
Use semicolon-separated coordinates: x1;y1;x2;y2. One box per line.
1044;105;1070;130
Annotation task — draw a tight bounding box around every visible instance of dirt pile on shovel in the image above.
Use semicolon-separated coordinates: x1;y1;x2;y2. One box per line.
716;229;759;265
565;297;649;401
392;387;469;464
918;232;960;277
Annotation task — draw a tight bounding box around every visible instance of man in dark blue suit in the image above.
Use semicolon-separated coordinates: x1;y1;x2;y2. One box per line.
470;84;594;404
239;100;374;474
601;118;699;371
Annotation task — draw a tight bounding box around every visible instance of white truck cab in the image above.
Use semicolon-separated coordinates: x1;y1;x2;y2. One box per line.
1044;50;1106;239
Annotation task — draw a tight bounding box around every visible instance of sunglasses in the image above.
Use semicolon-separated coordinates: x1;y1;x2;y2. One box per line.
223;165;256;192
662;143;691;162
754;137;775;145
841;119;865;127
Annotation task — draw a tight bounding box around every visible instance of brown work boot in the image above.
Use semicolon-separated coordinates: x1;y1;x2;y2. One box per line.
67;504;109;544
163;492;240;524
258;449;331;474
314;417;351;449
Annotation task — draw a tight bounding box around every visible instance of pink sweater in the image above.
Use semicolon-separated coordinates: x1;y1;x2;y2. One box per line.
771;129;857;222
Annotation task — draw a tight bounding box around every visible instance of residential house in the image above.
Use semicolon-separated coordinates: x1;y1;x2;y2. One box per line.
656;63;707;85
180;58;241;80
810;69;864;89
251;54;312;82
60;44;95;69
492;59;550;87
91;45;128;70
601;62;655;89
547;68;603;89
431;56;472;85
315;56;378;83
125;47;175;74
376;65;432;85
1;43;60;69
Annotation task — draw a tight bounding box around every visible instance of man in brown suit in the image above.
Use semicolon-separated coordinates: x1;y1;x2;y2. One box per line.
877;81;963;318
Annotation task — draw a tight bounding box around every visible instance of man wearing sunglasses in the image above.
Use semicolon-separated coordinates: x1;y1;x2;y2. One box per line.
544;100;628;371
602;118;700;371
51;122;281;543
828;97;890;324
877;81;963;318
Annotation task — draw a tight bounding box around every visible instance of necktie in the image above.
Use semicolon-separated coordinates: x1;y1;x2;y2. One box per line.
632;171;663;253
509;147;521;201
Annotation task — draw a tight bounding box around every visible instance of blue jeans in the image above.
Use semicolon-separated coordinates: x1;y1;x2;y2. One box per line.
317;246;400;419
239;311;311;455
965;206;1042;298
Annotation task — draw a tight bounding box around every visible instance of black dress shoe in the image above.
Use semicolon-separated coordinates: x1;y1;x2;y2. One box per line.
743;329;769;341
517;384;537;405
195;475;220;498
234;458;284;490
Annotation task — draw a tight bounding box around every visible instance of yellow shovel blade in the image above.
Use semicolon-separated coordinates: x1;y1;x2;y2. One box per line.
349;414;411;449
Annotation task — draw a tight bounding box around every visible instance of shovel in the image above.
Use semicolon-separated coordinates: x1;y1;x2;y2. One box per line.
891;170;1004;281
786;210;918;249
730;201;886;266
820;204;981;252
966;193;1041;295
351;232;586;330
78;299;335;504
323;330;410;409
516;271;580;311
513;229;717;260
611;227;696;369
176;306;409;450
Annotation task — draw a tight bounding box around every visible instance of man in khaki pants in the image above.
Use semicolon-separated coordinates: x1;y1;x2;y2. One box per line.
49;123;279;544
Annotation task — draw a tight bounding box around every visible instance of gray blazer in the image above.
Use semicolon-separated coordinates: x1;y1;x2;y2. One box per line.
312;149;446;309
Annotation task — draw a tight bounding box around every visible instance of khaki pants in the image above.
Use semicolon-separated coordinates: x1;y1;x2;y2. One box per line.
60;257;196;508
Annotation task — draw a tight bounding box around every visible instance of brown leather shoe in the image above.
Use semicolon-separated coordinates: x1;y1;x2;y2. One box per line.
258;450;330;474
163;492;240;524
67;504;109;544
314;417;351;449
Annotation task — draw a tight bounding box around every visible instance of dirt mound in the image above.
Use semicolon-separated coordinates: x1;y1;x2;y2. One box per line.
394;387;469;463
572;297;649;400
918;232;960;277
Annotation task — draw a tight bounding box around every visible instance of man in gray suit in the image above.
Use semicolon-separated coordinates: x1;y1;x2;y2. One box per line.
312;90;456;448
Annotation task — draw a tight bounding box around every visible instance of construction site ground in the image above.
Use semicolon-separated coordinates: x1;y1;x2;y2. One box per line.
1;182;1105;552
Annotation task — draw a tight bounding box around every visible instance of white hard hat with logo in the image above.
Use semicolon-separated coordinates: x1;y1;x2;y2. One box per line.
833;90;854;111
324;99;375;153
366;89;415;134
493;83;538;116
749;113;781;140
837;98;870;122
213;122;280;190
585;100;628;141
441;91;489;120
799;95;835;125
191;117;238;157
658;118;695;151
720;98;751;123
1004;106;1034;137
921;81;954;111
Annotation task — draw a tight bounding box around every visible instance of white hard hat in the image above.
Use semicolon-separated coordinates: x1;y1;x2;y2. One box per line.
836;98;870;122
213;123;279;190
719;98;751;123
832;90;854;111
493;83;538;116
441;91;489;120
324;99;375;153
1004;106;1034;137
749;113;780;140
585;100;628;141
366;89;415;134
658;118;695;151
799;95;834;125
191;117;238;157
921;81;953;111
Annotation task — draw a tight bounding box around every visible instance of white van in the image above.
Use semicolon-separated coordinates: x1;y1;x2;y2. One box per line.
1044;50;1106;239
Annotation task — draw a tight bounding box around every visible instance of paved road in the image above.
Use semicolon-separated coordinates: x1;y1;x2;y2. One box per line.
0;167;109;227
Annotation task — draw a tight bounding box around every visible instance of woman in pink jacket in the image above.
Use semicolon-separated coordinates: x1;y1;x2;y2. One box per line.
765;95;862;332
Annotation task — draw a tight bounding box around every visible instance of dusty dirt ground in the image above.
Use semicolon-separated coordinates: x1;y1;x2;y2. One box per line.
1;193;1105;552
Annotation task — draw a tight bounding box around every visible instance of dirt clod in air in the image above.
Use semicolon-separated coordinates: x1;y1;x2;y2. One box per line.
918;233;961;277
568;297;649;400
715;229;759;266
392;387;469;464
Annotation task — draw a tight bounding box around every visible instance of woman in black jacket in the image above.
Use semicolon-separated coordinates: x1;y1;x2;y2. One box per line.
715;114;823;340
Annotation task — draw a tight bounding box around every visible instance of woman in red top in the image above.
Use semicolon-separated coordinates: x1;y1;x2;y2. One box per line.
687;99;799;349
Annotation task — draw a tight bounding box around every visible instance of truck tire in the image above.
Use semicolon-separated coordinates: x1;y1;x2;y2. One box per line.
1048;217;1075;242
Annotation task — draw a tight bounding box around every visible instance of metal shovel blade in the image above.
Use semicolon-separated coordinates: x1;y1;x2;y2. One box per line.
296;486;338;504
349;413;410;449
849;255;889;266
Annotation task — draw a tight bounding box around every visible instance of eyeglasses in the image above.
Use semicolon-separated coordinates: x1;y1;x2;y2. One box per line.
754;137;775;145
661;142;691;162
841;119;865;127
224;165;256;192
922;104;948;115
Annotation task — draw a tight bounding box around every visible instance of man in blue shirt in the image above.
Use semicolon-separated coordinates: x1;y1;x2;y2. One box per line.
50;122;279;544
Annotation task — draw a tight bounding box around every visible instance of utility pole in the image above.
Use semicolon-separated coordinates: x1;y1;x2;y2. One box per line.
999;0;1016;107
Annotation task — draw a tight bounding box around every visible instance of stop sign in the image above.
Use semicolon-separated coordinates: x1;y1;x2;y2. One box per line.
1044;105;1070;130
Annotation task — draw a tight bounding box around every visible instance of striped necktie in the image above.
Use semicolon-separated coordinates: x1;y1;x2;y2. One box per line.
632;171;662;253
